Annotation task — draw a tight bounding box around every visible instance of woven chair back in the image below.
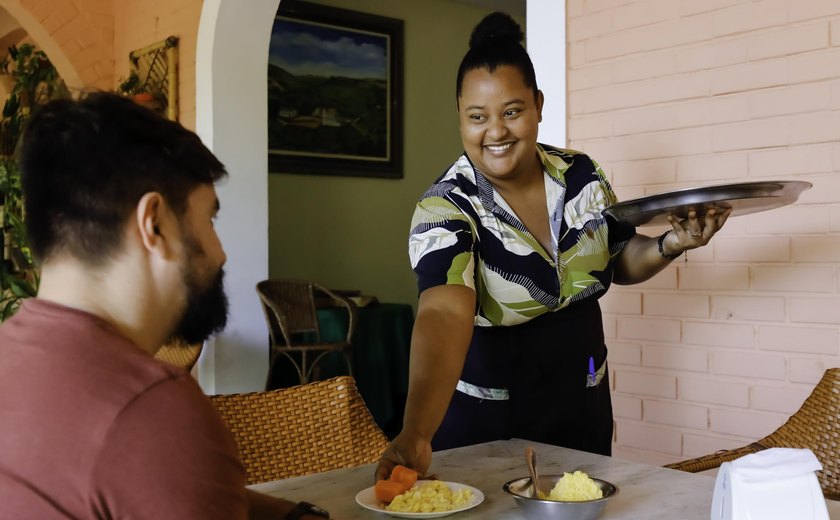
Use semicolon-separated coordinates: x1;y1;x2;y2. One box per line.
153;339;203;370
256;279;321;344
756;367;840;498
210;375;388;485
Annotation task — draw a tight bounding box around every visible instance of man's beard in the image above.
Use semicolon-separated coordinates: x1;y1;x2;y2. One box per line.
170;261;229;345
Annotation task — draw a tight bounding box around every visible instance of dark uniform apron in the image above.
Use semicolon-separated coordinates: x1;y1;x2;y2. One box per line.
431;300;613;456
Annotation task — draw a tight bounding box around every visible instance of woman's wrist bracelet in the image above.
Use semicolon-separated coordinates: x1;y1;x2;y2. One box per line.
657;231;682;260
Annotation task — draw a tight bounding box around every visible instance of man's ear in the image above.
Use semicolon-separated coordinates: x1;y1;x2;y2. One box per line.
536;90;545;123
135;192;173;257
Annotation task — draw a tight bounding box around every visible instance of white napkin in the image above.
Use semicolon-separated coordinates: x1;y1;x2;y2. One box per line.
728;447;822;483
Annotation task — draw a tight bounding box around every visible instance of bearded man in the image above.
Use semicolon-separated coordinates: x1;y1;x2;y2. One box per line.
0;92;330;520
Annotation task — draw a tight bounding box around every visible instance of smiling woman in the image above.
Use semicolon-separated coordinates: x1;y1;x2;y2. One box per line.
267;0;404;178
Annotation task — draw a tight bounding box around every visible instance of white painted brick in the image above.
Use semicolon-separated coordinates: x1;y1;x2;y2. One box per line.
833;81;840;110
608;341;642;366
568;0;584;18
833;20;840;47
612;393;642;420
722;206;830;236
617;316;681;343
798;173;840;204
677;153;749;183
831;207;840;233
710;408;785;438
711;351;787;380
683;321;754;349
679;95;751;128
612;48;675;83
568;63;612;91
710;58;789;96
746;22;829;61
753;266;833;293
570;113;614;140
574;73;711;113
600;290;642;315
586;16;713;62
711;118;789;152
615;420;682;454
568;9;614;42
610;127;713;161
677;265;750;291
749;144;833;178
789;358;834;384
712;296;785;322
683;241;715;262
683;433;753;458
644;293;710;318
789;1;840;22
613;105;680;136
792;236;840;262
602;313;617;339
757;324;839;356
614;369;677;398
635;265;678;289
790;297;840;325
612;0;678;32
751;384;812;414
584;0;637;16
679;0;744;17
715;237;790;263
750;83;832;120
675;37;747;73
790;112;840;145
612;158;677;186
679;377;750;408
569;41;585;69
789;47;840;83
712;0;789;38
645;399;708;430
643;344;709;373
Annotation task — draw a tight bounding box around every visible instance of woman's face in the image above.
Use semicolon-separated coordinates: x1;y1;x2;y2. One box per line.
458;65;543;185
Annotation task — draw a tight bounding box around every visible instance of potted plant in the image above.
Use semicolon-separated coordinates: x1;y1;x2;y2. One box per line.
0;43;67;320
117;71;158;105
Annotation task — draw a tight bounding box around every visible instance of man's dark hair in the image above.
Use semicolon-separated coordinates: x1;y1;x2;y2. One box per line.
456;12;539;104
20;91;227;265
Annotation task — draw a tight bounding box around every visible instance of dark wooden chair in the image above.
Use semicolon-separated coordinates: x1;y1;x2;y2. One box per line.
256;278;357;389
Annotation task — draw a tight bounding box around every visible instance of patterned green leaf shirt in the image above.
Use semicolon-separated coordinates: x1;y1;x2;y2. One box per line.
409;144;636;327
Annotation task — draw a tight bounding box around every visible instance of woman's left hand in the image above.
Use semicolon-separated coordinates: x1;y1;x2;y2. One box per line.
663;205;733;254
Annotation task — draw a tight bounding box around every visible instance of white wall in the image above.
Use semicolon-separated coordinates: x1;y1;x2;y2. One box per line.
194;0;278;393
527;0;566;146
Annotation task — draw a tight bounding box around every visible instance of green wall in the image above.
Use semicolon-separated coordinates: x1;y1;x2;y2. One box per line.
268;0;521;307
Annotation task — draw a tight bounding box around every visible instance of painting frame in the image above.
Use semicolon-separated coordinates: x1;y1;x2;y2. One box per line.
268;0;404;179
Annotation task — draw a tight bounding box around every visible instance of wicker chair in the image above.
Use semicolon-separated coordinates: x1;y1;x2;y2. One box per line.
210;375;388;485
153;339;203;370
665;368;840;499
256;278;358;389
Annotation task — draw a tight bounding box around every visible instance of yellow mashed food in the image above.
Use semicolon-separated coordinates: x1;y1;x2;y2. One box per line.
542;471;603;501
385;481;473;513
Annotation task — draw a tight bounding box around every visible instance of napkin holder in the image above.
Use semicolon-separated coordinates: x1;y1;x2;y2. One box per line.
711;448;828;520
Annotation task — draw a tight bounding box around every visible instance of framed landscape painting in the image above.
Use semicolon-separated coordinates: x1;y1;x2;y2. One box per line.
268;0;404;178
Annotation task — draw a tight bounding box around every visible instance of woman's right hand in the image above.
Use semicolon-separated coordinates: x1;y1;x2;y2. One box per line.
375;431;432;482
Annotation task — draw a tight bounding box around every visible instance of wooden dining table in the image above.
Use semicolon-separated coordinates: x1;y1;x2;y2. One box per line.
249;438;840;519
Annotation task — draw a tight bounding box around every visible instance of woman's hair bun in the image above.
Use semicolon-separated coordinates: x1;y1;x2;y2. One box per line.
469;12;524;49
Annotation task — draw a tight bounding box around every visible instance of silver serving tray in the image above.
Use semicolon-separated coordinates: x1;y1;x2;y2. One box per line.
603;180;812;227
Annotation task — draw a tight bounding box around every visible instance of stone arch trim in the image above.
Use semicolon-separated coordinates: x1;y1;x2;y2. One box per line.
0;0;114;90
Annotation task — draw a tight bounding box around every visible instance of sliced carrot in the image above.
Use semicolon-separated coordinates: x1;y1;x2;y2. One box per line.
375;479;407;504
390;465;419;488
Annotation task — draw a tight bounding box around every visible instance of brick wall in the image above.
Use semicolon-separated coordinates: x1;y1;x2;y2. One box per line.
568;0;840;464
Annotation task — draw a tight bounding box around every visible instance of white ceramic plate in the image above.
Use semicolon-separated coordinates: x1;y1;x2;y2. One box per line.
355;481;485;518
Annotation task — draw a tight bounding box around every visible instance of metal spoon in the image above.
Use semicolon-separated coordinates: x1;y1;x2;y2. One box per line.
525;446;541;499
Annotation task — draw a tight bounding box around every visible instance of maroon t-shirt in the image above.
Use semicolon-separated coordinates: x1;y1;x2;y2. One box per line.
0;299;248;519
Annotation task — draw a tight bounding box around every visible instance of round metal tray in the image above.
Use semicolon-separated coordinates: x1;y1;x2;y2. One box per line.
603;180;812;227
